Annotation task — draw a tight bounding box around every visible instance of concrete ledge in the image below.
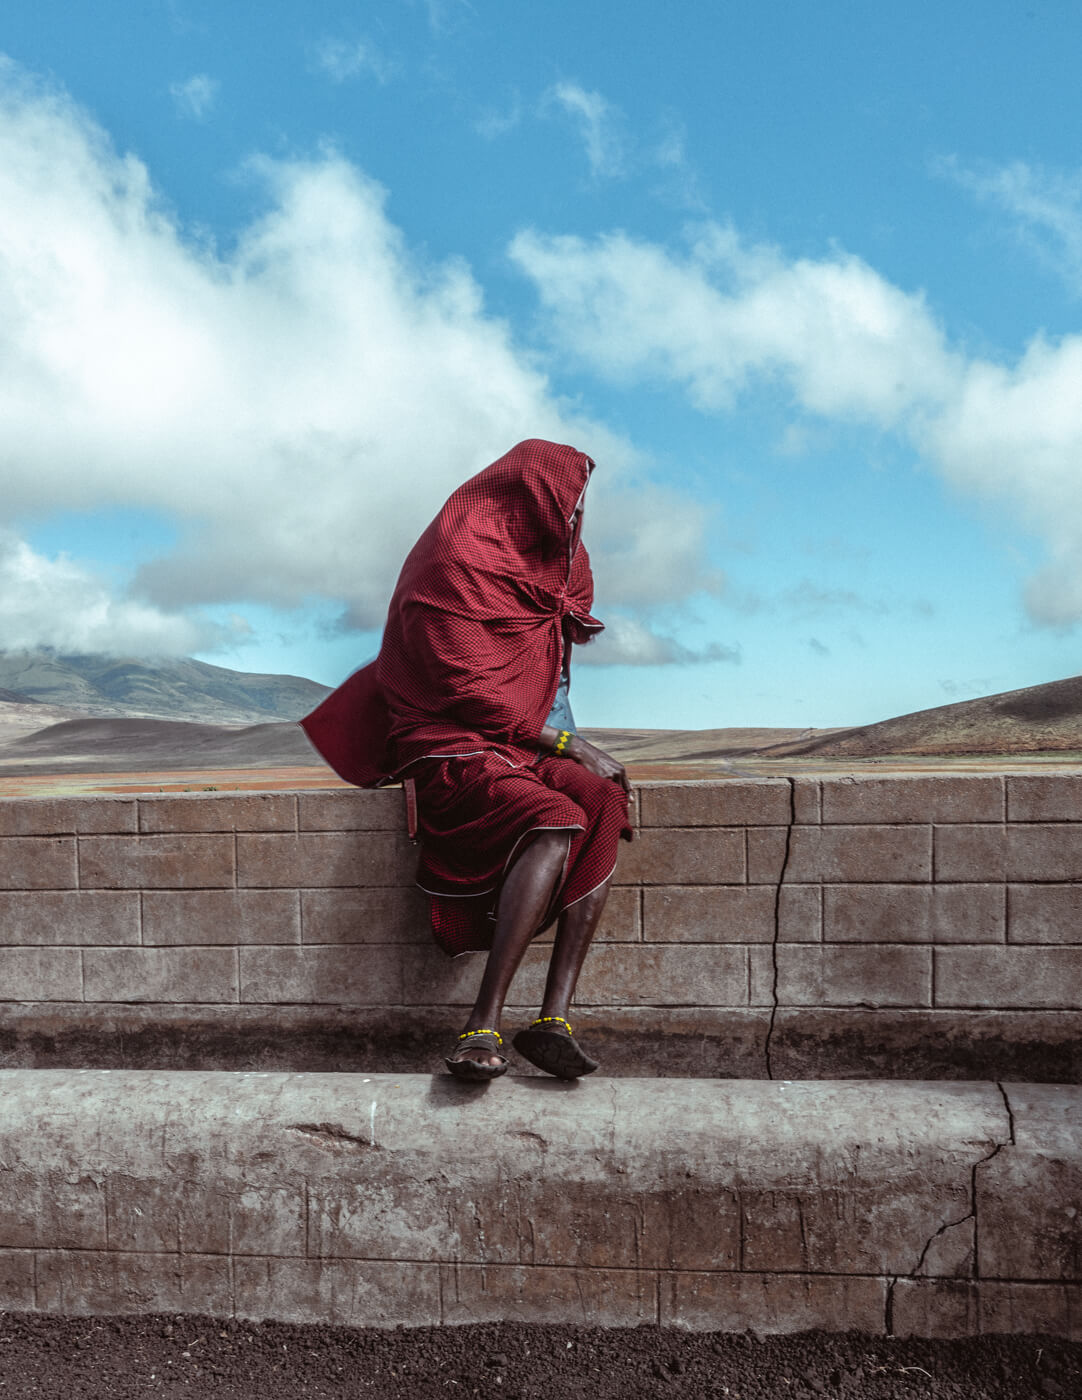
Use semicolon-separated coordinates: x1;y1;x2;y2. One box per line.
2;1004;1080;1082
1;1071;1078;1336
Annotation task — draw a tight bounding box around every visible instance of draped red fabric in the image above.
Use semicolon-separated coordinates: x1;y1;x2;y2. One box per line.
300;439;599;782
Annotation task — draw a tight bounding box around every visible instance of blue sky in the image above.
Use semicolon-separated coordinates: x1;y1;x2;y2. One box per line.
2;1;1081;727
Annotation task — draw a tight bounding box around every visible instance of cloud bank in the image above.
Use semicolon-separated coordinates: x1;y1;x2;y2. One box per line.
511;216;1082;627
0;62;719;662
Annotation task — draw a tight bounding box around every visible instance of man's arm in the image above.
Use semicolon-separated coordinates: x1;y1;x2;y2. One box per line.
538;723;632;796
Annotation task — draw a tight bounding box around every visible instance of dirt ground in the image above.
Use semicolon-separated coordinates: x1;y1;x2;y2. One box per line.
0;1314;1077;1399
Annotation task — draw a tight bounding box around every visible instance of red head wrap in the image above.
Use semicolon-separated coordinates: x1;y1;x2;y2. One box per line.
301;439;601;785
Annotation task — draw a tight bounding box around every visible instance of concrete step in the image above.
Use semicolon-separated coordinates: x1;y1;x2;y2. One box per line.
3;1003;1080;1081
2;1070;1078;1338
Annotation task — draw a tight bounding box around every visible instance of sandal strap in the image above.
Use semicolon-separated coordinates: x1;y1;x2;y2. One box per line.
530;1016;573;1035
457;1027;503;1047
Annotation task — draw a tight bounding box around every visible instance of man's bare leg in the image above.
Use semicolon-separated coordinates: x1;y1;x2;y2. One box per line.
539;877;612;1022
450;830;570;1069
506;878;612;1078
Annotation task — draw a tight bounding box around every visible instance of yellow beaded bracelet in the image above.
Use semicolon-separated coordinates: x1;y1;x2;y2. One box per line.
554;729;572;755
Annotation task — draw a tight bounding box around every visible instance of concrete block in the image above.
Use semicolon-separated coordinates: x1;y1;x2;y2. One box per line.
978;1084;1082;1282
234;1257;441;1327
934;824;1007;882
746;827;789;884
83;948;238;1004
0;948;82;1001
239;945;403;1004
301;887;429;944
0;1172;106;1248
614;827;744;885
891;1279;1082;1340
916;1216;975;1278
138;793;296;833
237;832;414;888
748;945;775;1005
643;885;777;943
890;1278;978;1337
35;1249;232;1317
142;890;300;946
0;837;77;890
440;1263;657;1326
821;776;1003;825
778;885;822;942
106;1174;305;1257
0;797;137;836
639;780;791;828
785;826;933;884
1008;774;1082;823
935;947;1082;1008
575;943;750;1006
79;835;234;890
1008;884;1082;944
0;891;140;946
823;884;1004;944
793;777;820;825
1006;824;1082;882
662;1272;887;1334
297;789;405;831
976;1282;1082;1340
0;1250;36;1310
776;945;932;1007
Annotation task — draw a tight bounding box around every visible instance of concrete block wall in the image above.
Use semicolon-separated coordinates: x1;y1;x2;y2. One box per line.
0;1071;1077;1338
1;776;1080;1079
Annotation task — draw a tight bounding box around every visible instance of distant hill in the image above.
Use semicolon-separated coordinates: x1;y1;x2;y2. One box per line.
763;675;1082;757
0;651;332;726
0;716;317;772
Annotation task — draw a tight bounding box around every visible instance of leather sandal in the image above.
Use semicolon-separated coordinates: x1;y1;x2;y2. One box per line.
444;1027;509;1081
512;1016;599;1079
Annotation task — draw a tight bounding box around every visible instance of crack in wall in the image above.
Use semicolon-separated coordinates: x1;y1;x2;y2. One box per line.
764;777;796;1080
884;1081;1016;1333
287;1121;381;1150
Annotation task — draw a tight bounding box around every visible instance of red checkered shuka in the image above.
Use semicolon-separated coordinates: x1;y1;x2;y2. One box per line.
300;438;600;783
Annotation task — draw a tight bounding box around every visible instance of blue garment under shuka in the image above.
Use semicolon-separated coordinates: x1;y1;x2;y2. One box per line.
545;673;577;735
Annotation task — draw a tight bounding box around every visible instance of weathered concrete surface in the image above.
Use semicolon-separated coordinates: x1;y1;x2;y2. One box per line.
0;1071;1077;1335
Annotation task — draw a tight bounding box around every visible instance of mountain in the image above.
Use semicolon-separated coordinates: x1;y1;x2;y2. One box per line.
0;716;317;772
0;651;332;726
762;675;1082;757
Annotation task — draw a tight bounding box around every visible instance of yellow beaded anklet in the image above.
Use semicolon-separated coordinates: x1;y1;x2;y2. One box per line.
530;1016;572;1035
458;1027;502;1045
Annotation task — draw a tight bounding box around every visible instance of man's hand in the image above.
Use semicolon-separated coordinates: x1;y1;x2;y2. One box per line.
566;735;632;797
536;724;632;797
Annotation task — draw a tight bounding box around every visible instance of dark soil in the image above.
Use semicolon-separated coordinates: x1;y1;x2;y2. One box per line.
0;1314;1078;1399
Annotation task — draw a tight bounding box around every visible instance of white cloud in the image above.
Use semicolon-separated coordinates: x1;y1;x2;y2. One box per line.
941;157;1082;295
169;73;219;121
0;62;715;661
309;37;394;85
510;215;1082;628
510;224;961;424
0;530;220;655
543;82;624;179
577;615;739;667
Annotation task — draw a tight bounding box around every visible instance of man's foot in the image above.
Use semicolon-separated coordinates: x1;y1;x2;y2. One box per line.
444;1027;509;1081
512;1016;599;1080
